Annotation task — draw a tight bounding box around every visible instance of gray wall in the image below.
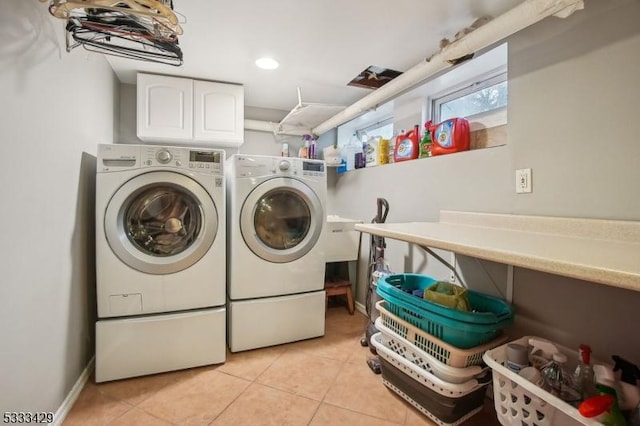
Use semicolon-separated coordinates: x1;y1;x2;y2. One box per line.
0;0;116;415
323;0;640;362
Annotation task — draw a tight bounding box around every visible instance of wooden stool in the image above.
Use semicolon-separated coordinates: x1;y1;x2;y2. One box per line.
324;278;355;315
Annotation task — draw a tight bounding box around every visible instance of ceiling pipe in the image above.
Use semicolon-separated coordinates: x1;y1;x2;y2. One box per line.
244;119;277;133
244;119;302;137
312;0;584;136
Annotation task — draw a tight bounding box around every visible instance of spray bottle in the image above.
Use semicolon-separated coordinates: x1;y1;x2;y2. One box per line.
419;121;433;158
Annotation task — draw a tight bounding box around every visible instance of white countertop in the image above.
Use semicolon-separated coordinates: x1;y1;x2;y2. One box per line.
327;215;364;224
354;211;640;292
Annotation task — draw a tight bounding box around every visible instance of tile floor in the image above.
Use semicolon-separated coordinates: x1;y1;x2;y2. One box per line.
63;305;500;425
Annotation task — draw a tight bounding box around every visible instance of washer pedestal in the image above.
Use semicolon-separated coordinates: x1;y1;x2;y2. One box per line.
228;291;325;353
95;307;226;383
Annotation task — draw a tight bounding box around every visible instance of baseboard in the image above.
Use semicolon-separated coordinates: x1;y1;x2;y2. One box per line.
52;356;94;426
355;301;367;316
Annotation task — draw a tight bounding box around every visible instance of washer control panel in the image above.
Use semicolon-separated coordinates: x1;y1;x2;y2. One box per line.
143;147;223;173
97;144;225;174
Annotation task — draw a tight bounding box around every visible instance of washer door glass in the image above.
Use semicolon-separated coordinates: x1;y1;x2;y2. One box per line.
241;177;323;263
126;186;201;256
105;171;218;274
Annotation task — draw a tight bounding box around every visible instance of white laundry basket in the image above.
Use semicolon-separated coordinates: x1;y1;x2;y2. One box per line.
374;317;489;384
482;336;603;426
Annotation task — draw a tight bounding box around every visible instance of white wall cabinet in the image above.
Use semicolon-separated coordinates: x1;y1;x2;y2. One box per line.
137;73;244;147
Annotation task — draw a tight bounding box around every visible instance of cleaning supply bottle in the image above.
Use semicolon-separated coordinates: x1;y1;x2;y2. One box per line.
298;139;308;159
345;132;361;171
593;380;627;426
355;134;367;169
595;364;629;416
419;121;433;158
378;137;390;165
579;395;623;425
574;344;597;400
308;135;317;159
364;136;378;167
388;132;397;164
541;352;580;403
430;118;470;156
393;125;419;162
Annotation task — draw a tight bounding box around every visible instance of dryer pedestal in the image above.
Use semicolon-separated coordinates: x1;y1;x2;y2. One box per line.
228;291;326;352
95;307;226;383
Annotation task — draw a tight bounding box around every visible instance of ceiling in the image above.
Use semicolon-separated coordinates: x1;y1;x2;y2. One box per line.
106;0;523;115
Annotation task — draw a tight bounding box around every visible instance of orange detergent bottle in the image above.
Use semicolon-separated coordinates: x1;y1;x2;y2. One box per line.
429;118;470;156
393;125;420;162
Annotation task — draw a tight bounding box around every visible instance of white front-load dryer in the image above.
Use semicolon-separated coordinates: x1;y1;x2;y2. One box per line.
226;154;327;352
95;144;226;382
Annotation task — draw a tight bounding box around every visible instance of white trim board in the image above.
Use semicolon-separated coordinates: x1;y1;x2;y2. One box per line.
51;357;94;426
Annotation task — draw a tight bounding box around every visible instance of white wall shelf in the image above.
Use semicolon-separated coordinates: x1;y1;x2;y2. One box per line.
355;210;640;292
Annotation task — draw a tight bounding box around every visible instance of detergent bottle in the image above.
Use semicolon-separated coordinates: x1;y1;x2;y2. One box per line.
430;118;470;156
393;125;419;162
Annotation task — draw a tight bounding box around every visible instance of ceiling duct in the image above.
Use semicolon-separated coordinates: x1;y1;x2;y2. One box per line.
311;0;584;136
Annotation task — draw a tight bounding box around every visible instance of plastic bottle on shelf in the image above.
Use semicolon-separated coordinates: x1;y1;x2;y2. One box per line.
281;143;289;157
308;135;317;159
419;120;433;158
390;129;404;164
298;138;309;159
346;132;360;171
574;344;597;400
393;126;420;162
378;137;390;165
355;133;367;169
388;132;397;164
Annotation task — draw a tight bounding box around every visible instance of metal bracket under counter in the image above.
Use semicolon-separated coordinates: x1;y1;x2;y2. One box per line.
354;210;640;292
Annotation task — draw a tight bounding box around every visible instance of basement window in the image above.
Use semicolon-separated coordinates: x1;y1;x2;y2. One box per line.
356;117;394;140
433;73;508;123
426;43;509;149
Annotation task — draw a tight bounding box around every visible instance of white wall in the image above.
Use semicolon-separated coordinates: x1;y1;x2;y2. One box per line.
322;0;640;362
0;0;116;415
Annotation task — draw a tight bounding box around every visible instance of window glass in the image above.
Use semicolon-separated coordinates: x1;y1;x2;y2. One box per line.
434;74;508;122
359;121;394;140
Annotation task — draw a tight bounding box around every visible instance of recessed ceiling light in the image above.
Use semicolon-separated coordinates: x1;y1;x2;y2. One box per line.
255;57;279;70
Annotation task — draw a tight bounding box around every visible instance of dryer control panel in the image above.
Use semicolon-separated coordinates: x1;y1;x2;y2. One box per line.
232;155;325;181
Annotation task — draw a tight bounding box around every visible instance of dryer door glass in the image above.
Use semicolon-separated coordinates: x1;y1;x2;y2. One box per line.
254;190;310;250
240;177;323;263
125;186;202;256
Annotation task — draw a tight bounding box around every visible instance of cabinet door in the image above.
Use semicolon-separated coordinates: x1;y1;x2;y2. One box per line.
193;81;244;146
137;73;193;142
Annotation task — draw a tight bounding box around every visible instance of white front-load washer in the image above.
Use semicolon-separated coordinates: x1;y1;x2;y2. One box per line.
226;154;327;352
95;144;226;382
